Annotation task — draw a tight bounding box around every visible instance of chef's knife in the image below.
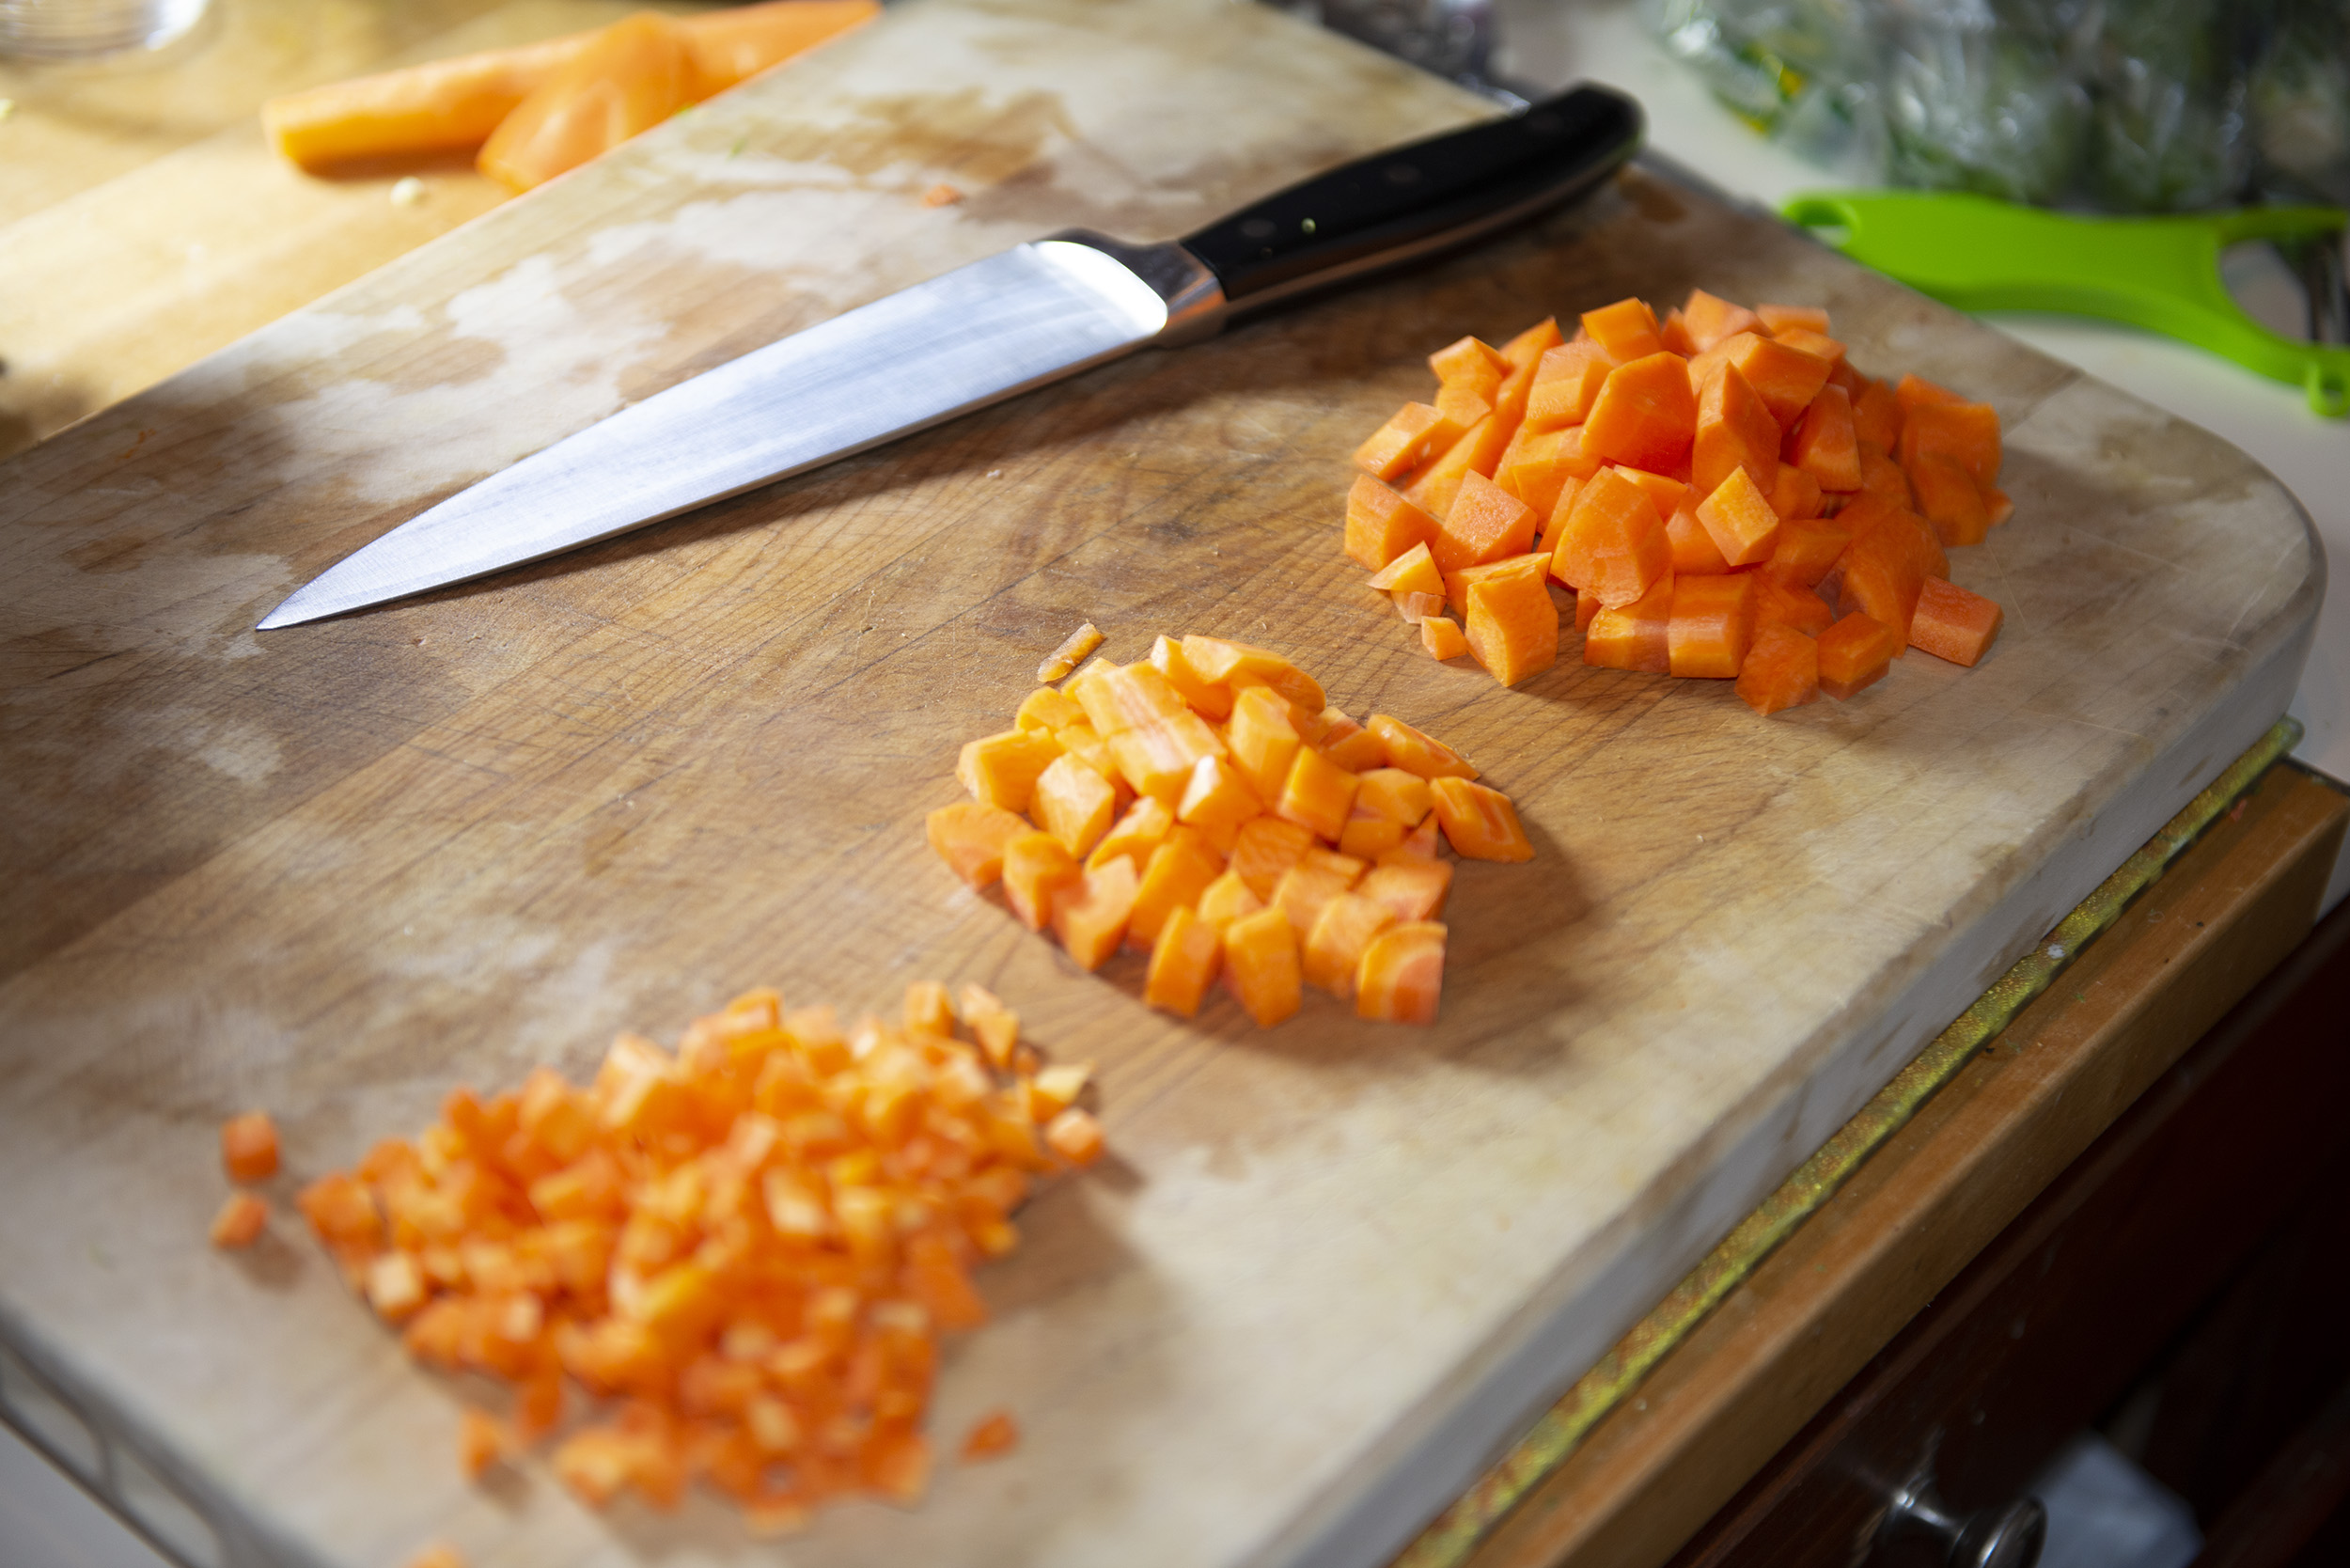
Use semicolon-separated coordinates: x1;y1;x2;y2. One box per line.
258;84;1641;630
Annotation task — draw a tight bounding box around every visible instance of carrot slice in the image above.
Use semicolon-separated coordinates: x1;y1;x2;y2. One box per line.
1789;384;1862;493
1464;562;1560;687
478;14;698;194
1222;907;1303;1027
1366;714;1479;780
1693;466;1781;568
683;0;880;88
1144;904;1222;1017
1552;466;1672;606
1909;577;2004;666
1176;754;1261;842
221;1110;281;1183
1494;424;1601;515
1735;624;1820;715
1428;777;1533;861
1345;475;1441;571
1816;612;1904;699
1581;297;1665;360
926;802;1027;888
1667;573;1758;678
1581;353;1699;473
1582;571;1674;673
1355;922;1447;1024
1037;622;1104;683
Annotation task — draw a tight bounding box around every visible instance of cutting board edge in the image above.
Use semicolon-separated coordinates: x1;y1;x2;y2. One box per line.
1269;584;2323;1568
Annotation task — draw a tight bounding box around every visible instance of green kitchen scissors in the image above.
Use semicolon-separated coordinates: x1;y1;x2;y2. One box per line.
1781;190;2350;417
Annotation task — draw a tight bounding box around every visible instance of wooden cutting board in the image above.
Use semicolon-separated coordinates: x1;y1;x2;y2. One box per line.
0;2;2320;1566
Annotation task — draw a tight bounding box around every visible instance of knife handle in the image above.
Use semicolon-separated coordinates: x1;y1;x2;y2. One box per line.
1181;84;1642;315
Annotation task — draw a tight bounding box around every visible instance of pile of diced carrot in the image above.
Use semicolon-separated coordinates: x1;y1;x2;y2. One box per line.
241;983;1090;1532
928;635;1536;1027
262;0;877;192
1346;290;2010;713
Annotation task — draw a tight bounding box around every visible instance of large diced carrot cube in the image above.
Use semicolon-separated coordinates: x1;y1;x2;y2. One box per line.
1345;475;1440;571
1736;623;1821;715
1898;400;2002;486
1692;360;1779;496
1073;662;1182;737
1582;571;1673;673
1129;826;1224;949
1465;563;1560;687
1355;402;1457;480
1500;316;1564;369
1017;686;1085;730
1226;683;1302;804
1428;777;1533;861
1180;637;1325;712
1525;342;1616;431
1030;755;1116;857
1355;922;1446;1024
1694;466;1781;568
1582;353;1698;473
926;801;1027;888
1144;904;1222;1017
1552;466;1672;607
1841;509;1943;642
1668;573;1757;679
1051;856;1138;970
1894;371;1964;414
1194;868;1264;932
1229;815;1315;900
1668;502;1731;574
1816;612;1903;699
1366;714;1479;780
1355;768;1432;826
1431;471;1539;572
1682;288;1761;352
1755;302;1831;336
1907;451;1990;547
1581;296;1664;360
1495;424;1602;516
1857;446;1913;510
1725;335;1833;430
1272;849;1366;937
1277;745;1360;843
1790;384;1861;493
1109;710;1225;807
1403;415;1512;519
1222;907;1302;1027
1355;859;1451;922
1088;794;1173;873
1177;753;1261;842
956;728;1061;815
1772;326;1845;368
1304;892;1398;997
1909;577;2004;666
1002;830;1080;931
1430;335;1507;390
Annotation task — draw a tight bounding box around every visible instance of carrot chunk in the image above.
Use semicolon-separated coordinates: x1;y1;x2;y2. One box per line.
1464;562;1559;686
1144;904;1222;1017
1692;467;1781;569
1692;361;1780;496
1582;572;1674;673
1355;402;1457;480
1180;636;1326;712
1851;376;1903;451
1029;756;1117;858
1127;828;1224;949
1345;475;1440;571
1552;466;1672;606
1050;857;1138;971
962;1411;1021;1464
1494;424;1601;516
1723;334;1834;431
1303;892;1398;997
1430;335;1508;389
1402;415;1512;519
1581;353;1699;473
1668;573;1758;679
1222;908;1303;1027
1002;830;1080;931
1367;541;1443;597
1277;745;1361;843
1790;384;1862;493
1894;372;1963;415
1229;815;1316;900
1840;508;1944;642
1525;342;1616;431
1908;577;2004;666
1177;753;1261;842
1755;303;1831;336
927;802;1027;889
1194;869;1265;932
1356;859;1452;922
957;729;1063;815
1581;296;1666;360
1431;471;1539;572
221;1111;281;1183
1355;922;1447;1024
1898;400;2002;485
1499;316;1565;369
1683;289;1762;352
1366;714;1479;780
1272;849;1367;938
210;1192;269;1249
1015;686;1084;730
1736;624;1821;715
1421;616;1471;661
1428;777;1533;861
1667;502;1731;574
1227;684;1303;804
1087;794;1173;873
1817;612;1904;699
1908;451;1991;547
1752;571;1836;637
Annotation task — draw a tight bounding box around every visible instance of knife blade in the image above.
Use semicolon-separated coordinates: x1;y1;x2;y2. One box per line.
258;84;1641;630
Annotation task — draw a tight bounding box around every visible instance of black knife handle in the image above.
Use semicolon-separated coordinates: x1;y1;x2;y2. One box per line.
1181;84;1642;316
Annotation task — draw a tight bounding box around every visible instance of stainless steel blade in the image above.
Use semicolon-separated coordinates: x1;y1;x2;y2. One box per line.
257;238;1203;629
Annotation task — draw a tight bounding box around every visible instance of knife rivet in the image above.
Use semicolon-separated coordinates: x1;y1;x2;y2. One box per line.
1302;217;1317;235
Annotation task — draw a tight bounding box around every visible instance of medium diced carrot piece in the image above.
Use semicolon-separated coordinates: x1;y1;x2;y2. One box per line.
1582;572;1674;673
1725;335;1833;431
222;1110;281;1183
1304;893;1398;996
1355;922;1446;1024
1769;464;1825;521
1894;372;1962;415
1147;633;1233;722
1030;756;1116;858
1581;297;1664;360
1402;415;1512;519
1434;386;1496;445
1489;351;1540;432
1857;446;1914;510
1582;353;1699;473
1229;816;1315;899
1421;616;1470;661
961;1410;1022;1464
1500;317;1565;369
1045;1106;1105;1168
1816;612;1904;699
1194;868;1264;932
1430;335;1508;390
1180;636;1326;712
1668;573;1758;678
1658;307;1697;355
1898;400;2002;485
1277;745;1360;842
1908;451;1990;546
1736;624;1820;715
1771;327;1845;368
1355;859;1451;922
1386;816;1443;861
1445;549;1550;615
1841;508;1943;641
1366;714;1479;780
1683;288;1762;352
1177;753;1261;841
1368;541;1443;597
1003;830;1081;932
1355;768;1433;826
1752;571;1835;637
1355;402;1456;480
1525;342;1617;431
1126;825;1222;949
1016;686;1085;730
211;1192;269;1249
1338;811;1405;861
1272;850;1366;937
1345;475;1440;571
1145;904;1223;1016
1226;684;1302;804
1071;661;1177;736
1692;360;1780;496
1790;384;1862;493
1431;471;1539;572
1909;577;2004;666
1552;466;1672;606
1429;777;1533;861
1051;856;1138;970
1052;720;1119;784
957;728;1062;814
1755;303;1831;336
1495;424;1601;516
1108;712;1225;808
927;801;1027;888
1612;466;1688;521
1694;466;1781;568
1853;377;1903;451
1668;501;1732;574
1314;710;1386;772
1222;908;1302;1027
1465;565;1559;687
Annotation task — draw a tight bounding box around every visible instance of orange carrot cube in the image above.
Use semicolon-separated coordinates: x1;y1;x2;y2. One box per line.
1355;767;1433;826
1694;466;1782;568
1736;623;1821;715
1659;306;1697;355
1816;612;1903;699
1180;636;1325;712
1581;353;1699;473
1852;376;1903;451
1769;464;1825;521
1668;573;1758;679
1345;475;1440;571
1366;713;1479;780
1045;1107;1105;1168
1752;571;1835;637
1177;753;1261;840
1145;904;1222;1017
1857;446;1913;510
1755;303;1831;336
926;801;1027;888
1907;451;1990;547
1108;711;1226;808
1898;400;2002;485
222;1110;281;1183
1790;384;1862;493
1725;335;1833;430
1612;466;1688;522
1127;826;1224;949
1355;922;1447;1024
210;1192;268;1249
1228;815;1315;900
1304;892;1398;996
1770;329;1845;369
1277;745;1360;843
1194;868;1265;932
1226;683;1302;804
1315;710;1386;772
1908;577;2004;666
1445;549;1550;615
1582;571;1674;673
1431;471;1539;572
1429;777;1533;861
1500;316;1565;369
1367;541;1443;598
1087;794;1173;873
1002;830;1080;931
1668;503;1731;574
1894;371;1962;415
1494;424;1601;515
1051;856;1138;970
1525;342;1616;431
1030;756;1116;858
1272;849;1366;937
1430;334;1507;389
1692;360;1780;496
1355;859;1451;922
1222;907;1302;1027
1402;415;1512;519
1683;288;1762;351
1552;466;1672;606
1840;510;1942;642
1354;402;1456;480
1421;616;1470;661
1015;685;1085;730
1465;564;1560;687
1580;296;1664;360
1150;633;1234;721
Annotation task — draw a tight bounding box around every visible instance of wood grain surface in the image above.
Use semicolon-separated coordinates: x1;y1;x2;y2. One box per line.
0;2;2323;1567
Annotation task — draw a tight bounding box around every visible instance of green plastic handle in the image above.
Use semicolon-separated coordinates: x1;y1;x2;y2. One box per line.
1782;190;2350;417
